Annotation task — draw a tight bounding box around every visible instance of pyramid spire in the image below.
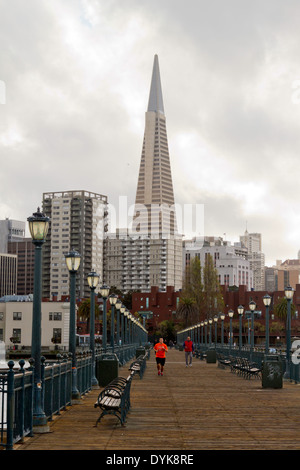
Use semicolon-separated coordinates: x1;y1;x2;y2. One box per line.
147;54;164;114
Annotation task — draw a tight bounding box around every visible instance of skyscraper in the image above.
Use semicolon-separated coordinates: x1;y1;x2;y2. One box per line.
240;230;265;290
134;54;176;237
105;55;182;292
42;190;108;299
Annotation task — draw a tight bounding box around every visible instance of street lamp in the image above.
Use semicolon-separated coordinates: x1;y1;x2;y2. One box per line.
99;284;110;352
204;320;208;347
208;318;213;346
65;249;81;402
87;270;100;388
237;305;244;354
249;300;256;361
263;294;271;355
27;208;50;432
284;286;294;379
228;310;234;352
213;315;218;348
115;298;122;348
109;294;118;351
220;313;225;348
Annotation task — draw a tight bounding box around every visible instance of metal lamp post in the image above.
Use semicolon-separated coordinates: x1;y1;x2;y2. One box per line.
99;284;110;352
27;208;50;432
284;286;294;379
65;248;81;402
249;300;256;362
204;320;208;348
200;322;204;347
228;309;234;352
237;305;244;354
220;313;225;348
87;270;100;388
213;315;218;348
263;294;271;355
109;294;118;352
209;318;213;346
115;298;122;349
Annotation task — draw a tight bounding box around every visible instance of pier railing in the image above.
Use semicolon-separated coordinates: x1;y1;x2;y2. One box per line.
0;343;141;449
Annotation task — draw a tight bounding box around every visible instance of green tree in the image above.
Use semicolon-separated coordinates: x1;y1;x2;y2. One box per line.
203;254;224;318
77;298;100;332
274;297;296;321
176;296;198;327
156;320;176;343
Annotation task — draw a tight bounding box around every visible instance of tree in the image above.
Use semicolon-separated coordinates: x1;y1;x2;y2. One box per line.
77;298;100;332
274;297;296;321
156;320;176;343
203;254;224;318
176;296;198;327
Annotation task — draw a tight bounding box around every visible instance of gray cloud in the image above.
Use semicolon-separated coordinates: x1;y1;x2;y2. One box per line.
1;0;300;266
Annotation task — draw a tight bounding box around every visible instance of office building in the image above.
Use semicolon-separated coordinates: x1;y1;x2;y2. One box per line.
0;219;25;253
183;236;253;290
8;238;35;295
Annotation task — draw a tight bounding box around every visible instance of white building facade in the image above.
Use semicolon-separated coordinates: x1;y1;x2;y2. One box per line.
183;237;253;290
0;296;70;351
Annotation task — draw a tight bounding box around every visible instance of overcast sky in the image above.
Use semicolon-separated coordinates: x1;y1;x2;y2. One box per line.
1;0;300;266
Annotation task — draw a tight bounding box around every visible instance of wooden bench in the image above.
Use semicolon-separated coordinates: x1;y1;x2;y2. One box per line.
128;354;147;379
94;373;134;426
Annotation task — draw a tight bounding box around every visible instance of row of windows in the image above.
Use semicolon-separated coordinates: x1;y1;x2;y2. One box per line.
0;312;63;321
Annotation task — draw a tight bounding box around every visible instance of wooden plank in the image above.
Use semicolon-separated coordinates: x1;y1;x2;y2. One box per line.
16;349;300;450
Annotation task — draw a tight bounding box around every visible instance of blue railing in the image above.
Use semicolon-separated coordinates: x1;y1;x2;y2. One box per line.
195;343;300;383
0;342;141;449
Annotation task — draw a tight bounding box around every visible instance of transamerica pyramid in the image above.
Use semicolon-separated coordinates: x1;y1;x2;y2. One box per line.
133;54;177;237
104;55;182;292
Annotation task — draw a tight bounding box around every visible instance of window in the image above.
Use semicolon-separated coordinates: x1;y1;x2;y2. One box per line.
49;312;62;321
12;329;21;343
13;312;22;320
52;328;62;344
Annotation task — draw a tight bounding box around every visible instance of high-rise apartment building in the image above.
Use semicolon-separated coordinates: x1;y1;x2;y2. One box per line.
105;55;182;292
42;190;108;299
240;230;265;290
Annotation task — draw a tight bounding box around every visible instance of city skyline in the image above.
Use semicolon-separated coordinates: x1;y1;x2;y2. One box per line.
1;1;300;266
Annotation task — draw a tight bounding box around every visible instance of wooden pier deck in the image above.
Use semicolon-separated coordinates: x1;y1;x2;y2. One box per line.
16;349;300;451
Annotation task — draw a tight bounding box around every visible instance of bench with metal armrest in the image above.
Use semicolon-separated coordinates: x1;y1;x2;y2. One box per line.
94;373;134;426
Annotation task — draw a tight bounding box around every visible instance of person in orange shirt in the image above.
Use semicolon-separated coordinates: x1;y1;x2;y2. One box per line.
153;337;168;376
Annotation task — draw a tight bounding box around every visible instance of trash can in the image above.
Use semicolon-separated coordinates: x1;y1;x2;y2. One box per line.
136;347;146;358
96;353;119;387
262;355;283;389
206;349;216;363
